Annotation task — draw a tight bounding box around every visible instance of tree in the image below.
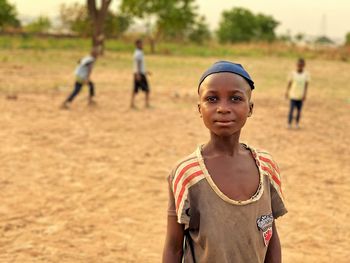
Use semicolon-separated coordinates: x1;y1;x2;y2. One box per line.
315;36;334;45
217;7;279;43
295;33;305;42
254;13;279;42
24;16;52;33
188;16;211;44
121;0;199;52
217;8;256;43
345;32;350;46
59;3;90;36
156;0;197;41
59;2;131;38
278;30;292;43
0;0;20;31
87;0;113;55
104;11;131;38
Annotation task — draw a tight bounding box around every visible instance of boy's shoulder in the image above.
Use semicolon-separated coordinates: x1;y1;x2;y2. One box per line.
80;55;95;66
252;147;283;198
169;150;199;182
134;48;143;56
169;149;205;221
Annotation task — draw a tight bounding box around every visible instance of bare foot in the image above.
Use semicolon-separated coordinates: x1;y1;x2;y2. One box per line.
88;99;97;106
60;102;70;110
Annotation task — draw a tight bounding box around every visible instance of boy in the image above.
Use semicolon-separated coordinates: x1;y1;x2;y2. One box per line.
61;49;98;109
285;58;310;129
131;39;150;108
163;61;287;263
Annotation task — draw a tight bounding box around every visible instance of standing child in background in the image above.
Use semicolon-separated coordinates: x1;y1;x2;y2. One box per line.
163;61;287;263
285;58;310;129
131;39;151;108
61;49;98;109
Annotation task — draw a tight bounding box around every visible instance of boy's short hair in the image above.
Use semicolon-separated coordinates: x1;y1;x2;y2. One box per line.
198;61;255;93
135;39;142;45
298;58;305;64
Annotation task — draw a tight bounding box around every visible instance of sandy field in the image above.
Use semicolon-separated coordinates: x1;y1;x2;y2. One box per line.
0;50;349;262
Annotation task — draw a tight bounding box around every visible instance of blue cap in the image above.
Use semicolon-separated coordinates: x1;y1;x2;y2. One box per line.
198;61;255;93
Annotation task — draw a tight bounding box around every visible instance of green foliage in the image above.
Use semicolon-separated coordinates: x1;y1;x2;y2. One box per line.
121;0;202;41
217;7;279;43
345;32;350;46
217;8;256;43
315;36;334;45
156;0;197;40
278;31;292;43
0;0;20;30
0;35;349;63
59;2;131;37
295;33;305;42
59;3;90;36
104;12;132;38
254;14;279;42
24;16;52;33
188;16;211;44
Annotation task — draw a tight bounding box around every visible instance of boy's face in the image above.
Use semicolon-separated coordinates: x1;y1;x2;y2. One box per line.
297;61;305;72
136;41;143;49
198;72;253;137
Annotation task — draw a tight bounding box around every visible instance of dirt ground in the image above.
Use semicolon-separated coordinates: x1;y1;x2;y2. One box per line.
0;50;349;262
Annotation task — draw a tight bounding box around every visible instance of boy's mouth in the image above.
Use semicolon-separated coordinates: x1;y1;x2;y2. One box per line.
214;120;235;126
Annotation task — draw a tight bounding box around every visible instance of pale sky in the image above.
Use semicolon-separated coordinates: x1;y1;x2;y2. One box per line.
9;0;350;40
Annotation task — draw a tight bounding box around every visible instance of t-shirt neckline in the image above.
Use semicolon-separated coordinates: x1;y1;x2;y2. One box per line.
195;143;264;206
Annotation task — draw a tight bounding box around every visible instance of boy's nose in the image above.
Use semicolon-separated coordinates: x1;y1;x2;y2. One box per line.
217;102;231;114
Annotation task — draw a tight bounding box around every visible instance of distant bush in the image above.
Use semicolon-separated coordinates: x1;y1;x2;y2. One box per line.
188;16;211;45
24;16;51;33
345;32;350;46
0;0;20;30
59;2;131;38
217;7;279;43
0;35;349;62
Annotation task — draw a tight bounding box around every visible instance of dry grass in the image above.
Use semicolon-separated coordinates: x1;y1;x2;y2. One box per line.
0;50;349;262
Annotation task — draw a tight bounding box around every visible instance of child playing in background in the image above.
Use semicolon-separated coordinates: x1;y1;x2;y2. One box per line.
130;39;151;108
285;58;310;129
61;49;98;109
163;61;287;263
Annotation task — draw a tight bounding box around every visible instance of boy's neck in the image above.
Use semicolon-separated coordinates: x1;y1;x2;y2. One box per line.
204;133;242;157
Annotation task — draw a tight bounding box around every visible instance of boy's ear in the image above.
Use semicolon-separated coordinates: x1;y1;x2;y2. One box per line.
248;102;254;117
197;103;202;117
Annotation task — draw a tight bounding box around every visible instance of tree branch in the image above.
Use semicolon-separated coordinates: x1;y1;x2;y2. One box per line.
87;0;97;22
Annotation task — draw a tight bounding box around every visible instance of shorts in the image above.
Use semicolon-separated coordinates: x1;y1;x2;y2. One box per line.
134;73;149;93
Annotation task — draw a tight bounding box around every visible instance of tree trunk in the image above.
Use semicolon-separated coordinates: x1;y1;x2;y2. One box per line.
149;37;155;54
87;0;112;56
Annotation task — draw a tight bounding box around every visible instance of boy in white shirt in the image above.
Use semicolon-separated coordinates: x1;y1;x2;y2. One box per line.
285;58;310;129
131;39;151;108
61;49;98;109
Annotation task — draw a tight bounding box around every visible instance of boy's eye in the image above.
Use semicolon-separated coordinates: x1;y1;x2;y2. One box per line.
231;96;243;102
206;96;218;102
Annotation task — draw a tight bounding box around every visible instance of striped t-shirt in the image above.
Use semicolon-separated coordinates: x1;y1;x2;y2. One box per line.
167;144;287;263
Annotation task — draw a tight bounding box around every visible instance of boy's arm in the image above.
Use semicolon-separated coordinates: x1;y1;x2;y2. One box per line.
264;222;281;263
85;63;94;83
163;179;185;263
303;81;309;101
135;58;142;81
162;216;185;263
285;81;292;99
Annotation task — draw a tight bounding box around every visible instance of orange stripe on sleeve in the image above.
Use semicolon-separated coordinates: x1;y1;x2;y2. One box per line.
176;170;204;211
173;161;199;194
261;165;281;189
258;156;280;173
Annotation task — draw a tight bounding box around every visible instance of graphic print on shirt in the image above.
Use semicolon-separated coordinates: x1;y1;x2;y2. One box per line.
256;214;274;246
